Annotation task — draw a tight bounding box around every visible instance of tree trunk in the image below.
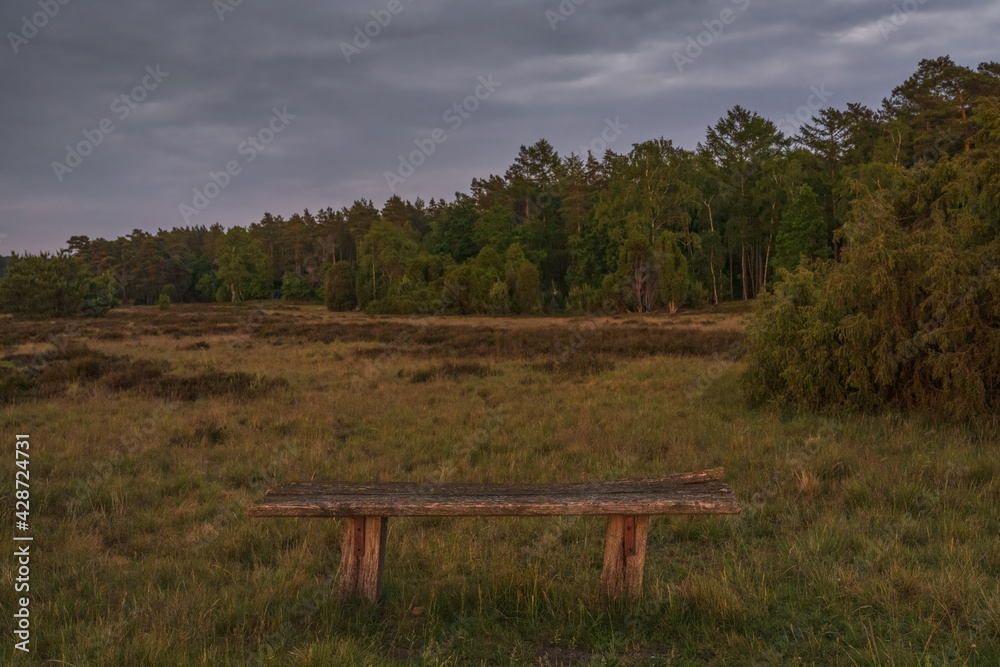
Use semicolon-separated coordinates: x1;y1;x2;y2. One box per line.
741;243;748;301
729;249;734;301
762;242;771;291
704;198;719;305
709;251;719;305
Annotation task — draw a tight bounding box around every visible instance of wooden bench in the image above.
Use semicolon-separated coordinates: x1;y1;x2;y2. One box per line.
246;467;739;602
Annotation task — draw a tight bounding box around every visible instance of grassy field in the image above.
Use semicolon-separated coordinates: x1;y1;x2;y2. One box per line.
2;304;998;665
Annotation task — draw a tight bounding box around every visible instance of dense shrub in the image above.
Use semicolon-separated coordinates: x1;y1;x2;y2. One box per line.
743;156;1000;420
280;273;316;301
513;261;542;314
0;254;120;318
324;262;357;311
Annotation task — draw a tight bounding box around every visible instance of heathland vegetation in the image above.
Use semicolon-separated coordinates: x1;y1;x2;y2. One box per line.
3;56;998;419
1;306;998;664
0;56;998;663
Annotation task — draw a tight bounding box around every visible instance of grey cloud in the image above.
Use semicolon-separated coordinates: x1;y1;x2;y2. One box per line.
1;0;997;252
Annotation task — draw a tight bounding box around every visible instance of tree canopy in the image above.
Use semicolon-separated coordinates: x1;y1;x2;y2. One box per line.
3;56;997;326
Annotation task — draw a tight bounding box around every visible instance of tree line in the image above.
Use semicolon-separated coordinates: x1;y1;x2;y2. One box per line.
2;56;998;319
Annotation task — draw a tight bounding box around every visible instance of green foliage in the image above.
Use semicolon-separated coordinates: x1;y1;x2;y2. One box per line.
687;280;709;308
613;232;690;313
0;254;119;318
428;202;479;262
280;273;316;301
84;273;122;316
594;139;699;311
774;184;831;272
503;243;527;289
441;264;476;314
486;280;511;314
473;245;504;277
324;262;357;311
215;227;271;302
743;264;838;408
354;220;420;309
196;272;221;302
17;55;1000;346
744;155;1000;419
565;284;595;314
513;261;542;314
657;234;689;313
158;293;171;310
615;233;655;312
472;205;519;255
698;105;790;299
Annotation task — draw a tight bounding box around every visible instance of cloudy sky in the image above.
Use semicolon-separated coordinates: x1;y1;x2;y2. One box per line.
2;0;998;253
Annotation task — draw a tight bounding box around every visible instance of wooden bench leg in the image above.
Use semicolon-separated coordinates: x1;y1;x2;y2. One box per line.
339;516;388;602
600;515;649;600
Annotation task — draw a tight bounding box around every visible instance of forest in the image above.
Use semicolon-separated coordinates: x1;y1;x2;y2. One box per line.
1;56;998;321
3;55;1000;664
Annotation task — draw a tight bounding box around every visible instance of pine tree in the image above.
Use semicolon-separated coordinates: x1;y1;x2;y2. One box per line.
774;185;831;272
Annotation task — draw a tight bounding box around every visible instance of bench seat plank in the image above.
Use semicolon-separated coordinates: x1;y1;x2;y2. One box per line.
246;467;739;518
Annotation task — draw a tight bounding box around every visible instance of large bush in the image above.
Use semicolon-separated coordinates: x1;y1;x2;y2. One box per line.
743;156;1000;420
280;273;316;301
324;262;357;311
0;254;120;318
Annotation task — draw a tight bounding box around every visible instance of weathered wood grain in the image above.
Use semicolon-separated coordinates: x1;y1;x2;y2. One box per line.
265;468;727;497
600;515;626;597
247;469;739;518
625;516;649;599
250;469;739;603
338;517;364;597
359;516;388;602
338;516;388;602
600;515;650;599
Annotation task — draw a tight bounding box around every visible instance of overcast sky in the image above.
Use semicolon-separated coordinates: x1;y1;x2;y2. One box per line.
2;0;998;253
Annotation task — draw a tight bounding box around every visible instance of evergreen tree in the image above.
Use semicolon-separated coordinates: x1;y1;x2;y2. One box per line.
774;185;831;272
0;253;119;318
699;106;789;299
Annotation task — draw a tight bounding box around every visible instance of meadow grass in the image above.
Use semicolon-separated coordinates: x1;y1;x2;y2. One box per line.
1;305;997;665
